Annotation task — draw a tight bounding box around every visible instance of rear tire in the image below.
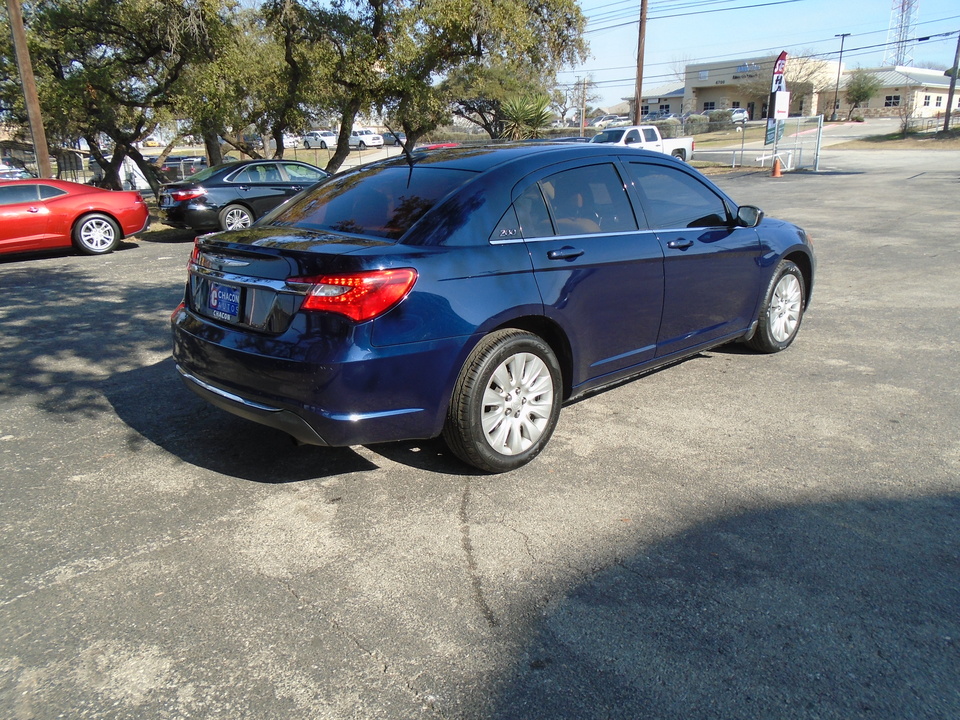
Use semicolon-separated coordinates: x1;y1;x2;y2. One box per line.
73;213;120;255
746;260;805;353
219;204;253;231
320;141;328;149
443;329;562;473
671;149;687;162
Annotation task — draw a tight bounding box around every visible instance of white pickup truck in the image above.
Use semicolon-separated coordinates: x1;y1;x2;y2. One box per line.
589;125;695;162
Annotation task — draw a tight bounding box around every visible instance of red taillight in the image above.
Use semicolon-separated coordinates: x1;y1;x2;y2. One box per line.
171;188;206;202
188;241;201;267
291;268;418;322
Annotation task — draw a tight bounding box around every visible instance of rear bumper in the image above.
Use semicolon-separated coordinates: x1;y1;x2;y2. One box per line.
177;366;330;445
171;306;471;447
160;204;220;231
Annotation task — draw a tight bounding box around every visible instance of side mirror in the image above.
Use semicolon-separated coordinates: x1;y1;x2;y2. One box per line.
737;205;764;228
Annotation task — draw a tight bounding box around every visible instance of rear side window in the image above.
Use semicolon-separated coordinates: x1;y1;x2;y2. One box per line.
0;184;40;205
539;163;637;236
626;162;730;229
264;165;475;240
39;185;67;199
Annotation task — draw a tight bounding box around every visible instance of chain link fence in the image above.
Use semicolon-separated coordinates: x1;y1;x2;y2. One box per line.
689;116;825;171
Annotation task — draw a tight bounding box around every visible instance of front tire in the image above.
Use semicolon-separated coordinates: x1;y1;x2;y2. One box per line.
219;204;253;231
73;213;120;255
443;329;562;473
304;140;312;149
746;260;806;353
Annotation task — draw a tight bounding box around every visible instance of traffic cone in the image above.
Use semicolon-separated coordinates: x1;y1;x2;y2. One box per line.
771;157;782;178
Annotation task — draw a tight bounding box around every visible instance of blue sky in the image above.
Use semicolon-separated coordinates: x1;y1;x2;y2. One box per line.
565;0;960;108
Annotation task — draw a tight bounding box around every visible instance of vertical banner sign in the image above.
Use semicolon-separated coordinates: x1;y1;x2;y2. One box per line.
765;51;788;146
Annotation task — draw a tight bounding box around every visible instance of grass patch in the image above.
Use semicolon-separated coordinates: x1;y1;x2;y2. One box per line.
831;128;960;150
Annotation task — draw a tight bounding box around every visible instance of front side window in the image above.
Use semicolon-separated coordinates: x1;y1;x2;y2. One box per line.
626;162;729;229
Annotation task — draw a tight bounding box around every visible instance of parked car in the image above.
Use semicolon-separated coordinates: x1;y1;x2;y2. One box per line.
383;130;406;146
0;179;149;256
590;124;696;161
151;155;208;182
0;167;37;181
349;129;384;149
706;108;750;123
171;144;815;473
417;142;459;150
589;114;622;129
158;159;330;232
303;130;337;149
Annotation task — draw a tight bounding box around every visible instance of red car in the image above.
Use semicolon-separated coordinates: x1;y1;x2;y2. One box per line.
0;179;150;257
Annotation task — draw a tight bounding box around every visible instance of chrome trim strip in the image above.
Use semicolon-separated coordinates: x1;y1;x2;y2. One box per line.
490;229;661;246
190;265;308;294
177;366;280;412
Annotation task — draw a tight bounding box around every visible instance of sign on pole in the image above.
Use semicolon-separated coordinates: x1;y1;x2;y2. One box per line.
765;51;788;147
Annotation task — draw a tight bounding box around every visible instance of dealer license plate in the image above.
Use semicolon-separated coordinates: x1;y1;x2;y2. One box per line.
206;282;242;323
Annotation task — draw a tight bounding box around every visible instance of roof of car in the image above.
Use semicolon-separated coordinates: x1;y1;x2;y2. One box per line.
375;142;674;175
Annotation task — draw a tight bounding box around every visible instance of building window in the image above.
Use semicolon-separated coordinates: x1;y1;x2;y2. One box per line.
923;95;931;107
699;71;709;80
703;102;715;111
641;105;649;115
884;95;901;107
732;102;741;108
936;96;943;107
659;104;670;113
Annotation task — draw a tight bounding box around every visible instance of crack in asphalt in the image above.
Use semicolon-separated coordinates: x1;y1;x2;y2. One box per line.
459;478;500;628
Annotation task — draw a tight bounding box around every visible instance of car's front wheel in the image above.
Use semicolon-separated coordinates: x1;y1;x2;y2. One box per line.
746;260;806;353
304;140;312;149
73;213;120;255
359;141;366;149
219;204;253;231
443;329;562;473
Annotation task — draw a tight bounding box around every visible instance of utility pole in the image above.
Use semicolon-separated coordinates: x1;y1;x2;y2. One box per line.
632;0;649;124
944;31;960;133
830;33;850;122
6;0;52;178
581;77;588;131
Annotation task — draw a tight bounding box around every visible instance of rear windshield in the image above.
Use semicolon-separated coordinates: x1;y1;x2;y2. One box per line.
590;129;625;143
262;164;476;240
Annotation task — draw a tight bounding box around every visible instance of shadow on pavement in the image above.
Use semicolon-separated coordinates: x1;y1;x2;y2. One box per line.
491;494;960;719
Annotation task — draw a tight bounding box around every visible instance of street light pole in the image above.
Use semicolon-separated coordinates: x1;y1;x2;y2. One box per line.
831;33;851;122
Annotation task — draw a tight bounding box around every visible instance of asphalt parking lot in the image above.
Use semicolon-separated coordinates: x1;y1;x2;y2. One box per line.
2;148;959;719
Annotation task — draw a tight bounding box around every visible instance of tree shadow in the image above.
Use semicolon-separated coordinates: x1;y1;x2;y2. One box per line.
492;494;960;719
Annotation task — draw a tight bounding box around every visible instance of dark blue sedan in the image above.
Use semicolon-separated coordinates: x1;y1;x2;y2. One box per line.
171;144;814;472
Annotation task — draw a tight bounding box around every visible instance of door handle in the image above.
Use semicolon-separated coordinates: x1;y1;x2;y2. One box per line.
667;239;694;249
290;186;303;192
238;185;250;191
547;247;585;261
28;207;40;213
